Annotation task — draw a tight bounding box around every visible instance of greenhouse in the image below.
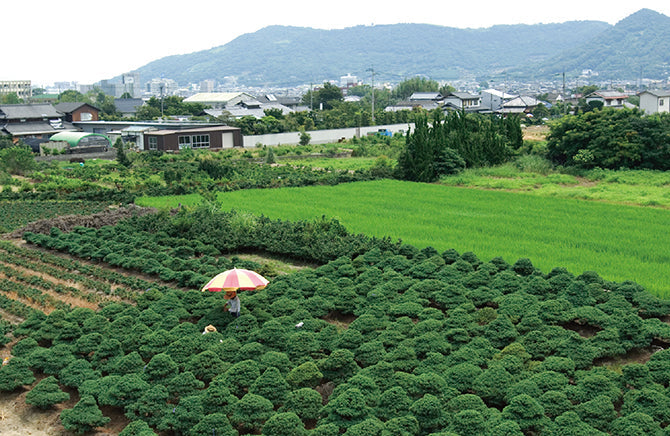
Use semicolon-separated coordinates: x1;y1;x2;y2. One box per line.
49;131;111;151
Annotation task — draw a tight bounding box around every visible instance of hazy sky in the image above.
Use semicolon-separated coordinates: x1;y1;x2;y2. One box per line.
5;1;670;86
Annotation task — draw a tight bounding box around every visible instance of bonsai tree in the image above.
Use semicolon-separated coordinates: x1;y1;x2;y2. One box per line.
286;331;321;364
539;390;573;419
124;385;170;428
186;349;228;383
165;371;205;399
321;387;372;431
98;373;150;409
574;395;618;433
280;387;323;421
201;375;239;415
222;359;261;397
91;338;124;373
58;359;101;388
74;333;104;356
485;420;523;436
260;351;292;375
472;364;514;407
647;349;670;386
158;395;205;435
449;409;487;436
554;411;608;436
230;393;274;433
28;343;76;375
409;394;448;434
109;351;145;376
376;386;413;421
250;366;290;407
384;415;420;436
319;349;359;384
501;394;549;433
342;417;385;436
286;361;323;388
620;388;670;425
610;412;664;436
60;394;111;434
262;411;307;436
25;376;69;409
143;353;178;382
444;362;482;393
190;413;238;436
0;357;36;391
10;337;39;358
118;420;158;436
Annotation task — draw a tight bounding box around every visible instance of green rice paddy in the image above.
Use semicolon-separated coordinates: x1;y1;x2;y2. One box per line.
137;179;670;295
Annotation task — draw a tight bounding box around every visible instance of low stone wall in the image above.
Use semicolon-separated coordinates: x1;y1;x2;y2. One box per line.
242;123;414;148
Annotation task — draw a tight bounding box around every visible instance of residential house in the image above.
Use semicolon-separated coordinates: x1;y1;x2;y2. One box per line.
409;92;443;102
638;89;670;115
585;90;630;109
54;102;100;122
500;96;544;115
443;92;482;111
384;92;442;112
0;103;74;139
204;97;297;120
255;94;303;110
143;125;242;152
480;89;516;112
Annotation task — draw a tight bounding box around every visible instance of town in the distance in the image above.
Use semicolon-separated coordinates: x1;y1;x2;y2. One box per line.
1;68;670;154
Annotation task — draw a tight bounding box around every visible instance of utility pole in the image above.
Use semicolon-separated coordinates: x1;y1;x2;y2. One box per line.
367;67;375;125
562;71;566;116
159;82;165;120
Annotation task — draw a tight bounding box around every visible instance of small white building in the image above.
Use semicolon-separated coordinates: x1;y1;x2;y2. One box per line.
444;92;481;110
480;89;516;112
638;89;670;115
585;90;629;109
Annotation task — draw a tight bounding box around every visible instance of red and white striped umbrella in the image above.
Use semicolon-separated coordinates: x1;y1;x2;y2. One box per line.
201;268;269;292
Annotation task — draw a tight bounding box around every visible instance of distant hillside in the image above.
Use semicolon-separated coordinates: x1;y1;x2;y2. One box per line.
130;20;611;87
516;9;670;80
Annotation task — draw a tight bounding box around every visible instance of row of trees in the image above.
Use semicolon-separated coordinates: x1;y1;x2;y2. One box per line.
396;110;523;182
547;108;670;170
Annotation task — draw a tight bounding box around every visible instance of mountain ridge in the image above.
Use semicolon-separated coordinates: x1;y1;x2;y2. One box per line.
126;9;669;87
514;8;670;81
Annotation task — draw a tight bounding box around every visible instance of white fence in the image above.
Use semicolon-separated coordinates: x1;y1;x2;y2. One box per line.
242;123;415;148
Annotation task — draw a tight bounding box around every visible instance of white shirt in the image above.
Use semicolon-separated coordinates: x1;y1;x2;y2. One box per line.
228;296;240;312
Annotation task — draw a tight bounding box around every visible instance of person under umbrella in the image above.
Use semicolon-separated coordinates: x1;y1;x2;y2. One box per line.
202;268;269;318
223;291;241;317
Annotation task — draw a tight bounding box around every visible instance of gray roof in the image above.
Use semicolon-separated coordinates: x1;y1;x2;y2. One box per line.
114;98;144;114
640;89;670;98
207;102;295;119
255;94;302;106
2;121;75;135
409;92;442;101
503;96;542;108
0;103;62;120
588;90;629;99
448;92;480;100
54;102;99;113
